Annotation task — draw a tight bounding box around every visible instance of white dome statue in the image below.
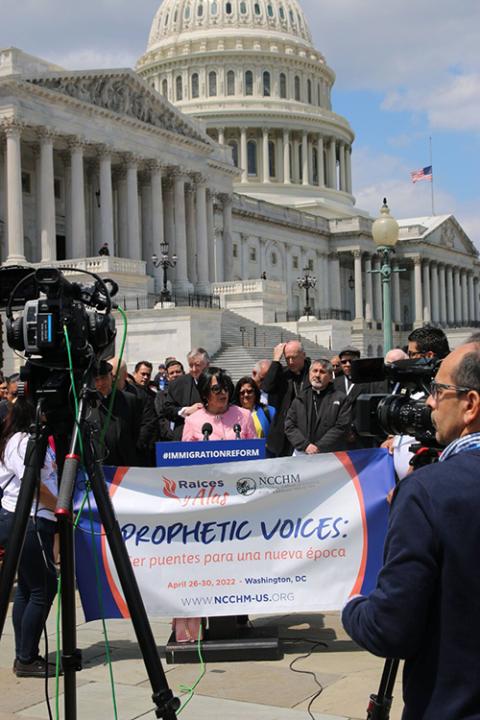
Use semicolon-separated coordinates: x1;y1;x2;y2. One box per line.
138;0;357;218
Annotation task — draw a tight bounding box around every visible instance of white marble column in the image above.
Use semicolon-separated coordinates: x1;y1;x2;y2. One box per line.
241;233;250;280
373;256;382;321
38;128;57;262
207;190;215;282
364;255;373;322
446;266;455;325
302;131;309;186
414;256;423;326
262;128;270;184
126;155;141;260
392;261;401;324
140;176;153;273
98;146;114;253
3;118;26;264
317;135;325;187
327;138;336;189
461;270;469;324
69;137;87;259
163;174;175;262
329;252;342;310
240;128;247;183
221;193;234;281
195;178;209;293
283;129;291;184
339;143;346;192
422;260;431;324
321;253;330;310
60;152;72;260
439;264;447;325
454;268;462;325
185;182;197;286
218;127;225;145
345;146;352;194
149;161;164;291
214;227;224;283
353;249;364;320
173;174;193;292
431;262;440;324
468;272;475;325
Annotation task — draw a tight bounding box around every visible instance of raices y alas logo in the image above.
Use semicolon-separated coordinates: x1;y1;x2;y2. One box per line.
162;476;229;507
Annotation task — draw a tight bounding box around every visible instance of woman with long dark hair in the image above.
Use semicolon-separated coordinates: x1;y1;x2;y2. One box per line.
0;399;58;678
232;376;276;439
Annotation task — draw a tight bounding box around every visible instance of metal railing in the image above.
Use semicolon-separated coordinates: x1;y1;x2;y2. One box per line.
275;308;352;322
120;293;221;311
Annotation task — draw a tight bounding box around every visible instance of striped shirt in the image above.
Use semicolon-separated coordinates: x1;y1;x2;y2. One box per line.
439;432;480;462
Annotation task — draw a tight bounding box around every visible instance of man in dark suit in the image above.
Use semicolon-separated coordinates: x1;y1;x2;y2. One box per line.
162;348;209;439
92;361;142;467
155;359;185;441
261;341;311;457
334;345;384;449
285;359;351;454
343;341;480;719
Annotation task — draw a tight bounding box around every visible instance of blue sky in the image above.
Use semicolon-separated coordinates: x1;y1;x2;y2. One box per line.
2;0;479;245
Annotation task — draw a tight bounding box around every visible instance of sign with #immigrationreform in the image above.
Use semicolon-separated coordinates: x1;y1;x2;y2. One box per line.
74;449;394;620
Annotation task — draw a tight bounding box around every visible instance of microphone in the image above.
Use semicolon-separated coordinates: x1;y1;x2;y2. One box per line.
202;423;213;441
233;423;242;440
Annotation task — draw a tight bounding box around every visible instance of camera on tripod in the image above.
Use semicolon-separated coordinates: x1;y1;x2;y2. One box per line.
351;357;440;444
1;265;117;371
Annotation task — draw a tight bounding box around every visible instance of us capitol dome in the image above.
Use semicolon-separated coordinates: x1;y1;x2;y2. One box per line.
137;0;357;218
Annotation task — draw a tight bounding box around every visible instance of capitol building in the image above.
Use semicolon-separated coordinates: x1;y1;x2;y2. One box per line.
1;0;479;372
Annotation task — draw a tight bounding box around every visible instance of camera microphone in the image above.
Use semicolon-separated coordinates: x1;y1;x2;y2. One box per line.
202;423;213;441
233;423;242;440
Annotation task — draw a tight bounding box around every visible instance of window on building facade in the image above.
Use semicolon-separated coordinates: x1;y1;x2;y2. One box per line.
294;75;301;101
162;78;168;96
279;5;285;20
209;71;217;96
317;82;321;106
307;79;312;104
229;140;239;167
254;3;261;15
164;12;169;26
197;1;204;17
267;4;274;17
247;140;257;175
263;70;271;97
233;243;238;258
249;247;257;261
227;70;235;95
225;1;232;14
54;178;62;200
292;255;299;269
271;251;277;265
240;0;247;13
280;72;287;98
191;73;199;98
268;140;276;178
176;75;183;101
299;144;303;182
245;70;253;96
312;147;318;185
21;171;31;194
174;9;178;22
184;3;191;19
307;259;314;271
289;9;295;24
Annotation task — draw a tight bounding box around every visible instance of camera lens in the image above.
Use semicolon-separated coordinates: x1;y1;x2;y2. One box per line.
378;395;434;437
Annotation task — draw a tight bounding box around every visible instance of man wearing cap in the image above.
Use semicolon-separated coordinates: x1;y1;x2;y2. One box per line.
92;361;142;467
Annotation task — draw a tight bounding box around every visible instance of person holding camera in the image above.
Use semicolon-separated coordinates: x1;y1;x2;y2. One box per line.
343;341;480;719
0;399;58;678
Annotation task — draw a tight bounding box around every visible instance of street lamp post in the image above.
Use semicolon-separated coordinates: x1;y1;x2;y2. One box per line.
151;241;177;302
297;268;317;318
371;198;400;353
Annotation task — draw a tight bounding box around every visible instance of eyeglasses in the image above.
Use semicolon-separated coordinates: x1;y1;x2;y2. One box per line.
429;380;480;400
408;351;425;359
210;384;227;395
239;389;254;396
340;358;354;364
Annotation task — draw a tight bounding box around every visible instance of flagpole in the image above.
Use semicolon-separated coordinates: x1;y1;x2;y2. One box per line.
429;136;435;216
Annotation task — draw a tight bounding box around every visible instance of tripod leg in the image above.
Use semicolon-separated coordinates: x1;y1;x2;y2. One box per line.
82;437;180;720
366;658;400;720
0;430;48;642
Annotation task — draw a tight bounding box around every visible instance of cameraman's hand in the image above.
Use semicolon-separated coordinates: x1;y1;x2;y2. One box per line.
381;435;395;454
273;343;286;362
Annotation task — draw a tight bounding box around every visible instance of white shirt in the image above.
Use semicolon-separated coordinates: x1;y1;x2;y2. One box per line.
0;432;57;521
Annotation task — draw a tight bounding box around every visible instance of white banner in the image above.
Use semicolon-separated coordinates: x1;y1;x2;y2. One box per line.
75;449;394;619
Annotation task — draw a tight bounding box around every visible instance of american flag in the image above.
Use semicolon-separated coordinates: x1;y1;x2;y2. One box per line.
410;165;433;183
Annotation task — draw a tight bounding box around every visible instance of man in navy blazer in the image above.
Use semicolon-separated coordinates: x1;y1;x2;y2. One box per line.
342;342;480;719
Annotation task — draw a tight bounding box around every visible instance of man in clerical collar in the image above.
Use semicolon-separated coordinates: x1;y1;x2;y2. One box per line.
285;359;351;455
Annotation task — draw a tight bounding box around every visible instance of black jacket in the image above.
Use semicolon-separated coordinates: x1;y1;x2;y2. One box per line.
261;359;311;456
162;374;202;439
343;450;480;719
334;376;386;449
284;384;351;453
154;389;176;442
124;382;158;466
91;390;141;467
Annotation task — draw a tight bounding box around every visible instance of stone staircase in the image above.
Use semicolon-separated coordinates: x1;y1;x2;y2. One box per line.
211;309;333;381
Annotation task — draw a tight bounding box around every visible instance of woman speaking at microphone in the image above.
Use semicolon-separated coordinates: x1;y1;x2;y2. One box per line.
181;367;256;442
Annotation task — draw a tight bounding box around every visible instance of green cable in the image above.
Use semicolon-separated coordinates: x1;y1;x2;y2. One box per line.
177;624;206;714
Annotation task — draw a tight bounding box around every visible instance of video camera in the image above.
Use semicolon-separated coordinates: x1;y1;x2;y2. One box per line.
1;265;117;409
351;357;440;444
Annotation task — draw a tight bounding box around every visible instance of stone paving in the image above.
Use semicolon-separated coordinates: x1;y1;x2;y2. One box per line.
0;597;404;720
